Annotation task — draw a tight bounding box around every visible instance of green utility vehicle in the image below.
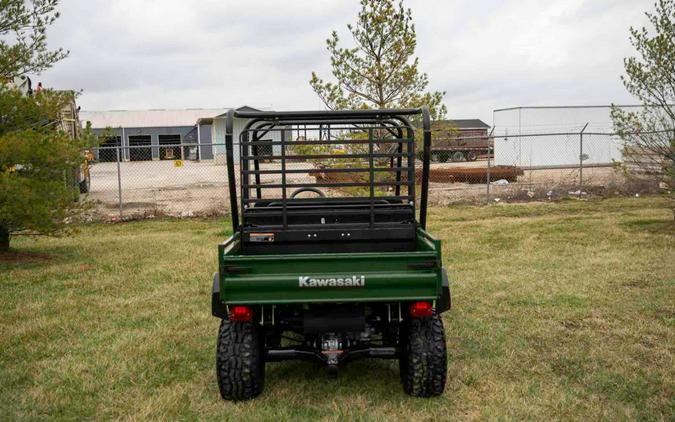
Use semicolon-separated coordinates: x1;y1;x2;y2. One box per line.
212;108;450;400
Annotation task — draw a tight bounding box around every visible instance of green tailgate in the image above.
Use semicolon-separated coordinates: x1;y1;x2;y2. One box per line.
218;229;443;305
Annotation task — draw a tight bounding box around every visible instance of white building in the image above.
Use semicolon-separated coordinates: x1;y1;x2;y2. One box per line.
491;105;640;168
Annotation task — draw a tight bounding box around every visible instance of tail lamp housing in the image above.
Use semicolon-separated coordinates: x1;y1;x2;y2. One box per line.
410;301;434;318
229;305;253;322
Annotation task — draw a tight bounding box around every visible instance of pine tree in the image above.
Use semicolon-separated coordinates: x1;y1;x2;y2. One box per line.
611;0;675;189
0;0;68;78
0;0;81;251
310;0;446;119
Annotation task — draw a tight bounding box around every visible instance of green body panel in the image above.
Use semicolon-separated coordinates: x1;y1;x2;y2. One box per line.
218;229;443;305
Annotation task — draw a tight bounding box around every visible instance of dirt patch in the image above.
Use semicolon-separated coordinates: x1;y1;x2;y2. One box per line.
621;279;652;289
0;251;53;264
86;159;664;220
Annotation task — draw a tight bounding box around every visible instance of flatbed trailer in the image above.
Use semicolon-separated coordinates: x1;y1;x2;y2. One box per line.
428;135;493;162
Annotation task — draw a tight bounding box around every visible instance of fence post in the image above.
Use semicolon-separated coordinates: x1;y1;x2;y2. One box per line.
197;122;201;161
116;142;123;218
486;126;495;205
579;122;589;198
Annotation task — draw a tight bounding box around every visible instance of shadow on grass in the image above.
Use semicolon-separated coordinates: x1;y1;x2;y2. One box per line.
621;218;675;234
264;358;403;398
0;250;53;265
0;244;88;271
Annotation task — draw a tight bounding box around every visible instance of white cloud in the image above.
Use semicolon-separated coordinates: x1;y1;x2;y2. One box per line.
39;0;653;125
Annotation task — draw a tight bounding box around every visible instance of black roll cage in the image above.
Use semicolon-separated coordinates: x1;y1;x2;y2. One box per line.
225;108;432;248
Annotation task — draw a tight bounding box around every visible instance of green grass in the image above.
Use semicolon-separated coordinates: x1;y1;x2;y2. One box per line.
1;197;673;420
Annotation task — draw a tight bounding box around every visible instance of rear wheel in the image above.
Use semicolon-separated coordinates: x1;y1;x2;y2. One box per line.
399;313;447;397
465;151;478;161
216;319;265;400
451;151;464;162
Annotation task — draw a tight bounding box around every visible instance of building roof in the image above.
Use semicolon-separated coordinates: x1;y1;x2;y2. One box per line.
80;106;268;128
80;108;229;129
439;119;490;129
213;105;270;118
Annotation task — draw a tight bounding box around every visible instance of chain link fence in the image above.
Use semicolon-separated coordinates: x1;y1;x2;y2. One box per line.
84;129;665;220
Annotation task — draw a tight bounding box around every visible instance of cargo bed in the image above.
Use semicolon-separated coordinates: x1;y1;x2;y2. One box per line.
218;228;443;305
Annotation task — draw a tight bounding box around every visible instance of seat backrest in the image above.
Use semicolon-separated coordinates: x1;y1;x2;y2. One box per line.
241;198;416;254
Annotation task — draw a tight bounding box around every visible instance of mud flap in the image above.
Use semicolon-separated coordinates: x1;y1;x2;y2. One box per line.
212;272;227;318
436;268;451;313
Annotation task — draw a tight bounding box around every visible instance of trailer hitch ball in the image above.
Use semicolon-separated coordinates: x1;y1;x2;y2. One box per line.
325;364;339;378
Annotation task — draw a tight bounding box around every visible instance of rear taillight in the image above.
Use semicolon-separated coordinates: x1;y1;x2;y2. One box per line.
409;301;433;318
229;305;253;322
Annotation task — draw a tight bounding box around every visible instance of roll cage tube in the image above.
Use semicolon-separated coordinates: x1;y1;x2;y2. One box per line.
420;107;431;230
241;114;415;223
224;108;432;232
225;109;239;232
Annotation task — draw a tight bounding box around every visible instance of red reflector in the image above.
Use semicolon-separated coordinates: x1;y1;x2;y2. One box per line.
229;305;253;322
410;301;433;318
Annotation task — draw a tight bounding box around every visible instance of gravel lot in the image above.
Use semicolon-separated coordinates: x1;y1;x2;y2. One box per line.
87;159;621;218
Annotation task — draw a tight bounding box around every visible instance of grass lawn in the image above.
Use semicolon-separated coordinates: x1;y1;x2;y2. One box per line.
1;196;673;420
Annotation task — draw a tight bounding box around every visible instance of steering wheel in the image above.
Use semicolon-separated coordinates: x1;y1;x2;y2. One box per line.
290;187;326;199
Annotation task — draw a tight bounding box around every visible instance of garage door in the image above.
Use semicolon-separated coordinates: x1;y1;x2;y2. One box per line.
98;136;120;162
128;135;151;161
158;135;181;160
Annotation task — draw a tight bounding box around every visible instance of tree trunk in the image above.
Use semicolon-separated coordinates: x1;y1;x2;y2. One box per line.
0;225;9;252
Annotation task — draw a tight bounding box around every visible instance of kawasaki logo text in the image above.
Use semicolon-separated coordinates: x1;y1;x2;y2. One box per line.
298;275;365;287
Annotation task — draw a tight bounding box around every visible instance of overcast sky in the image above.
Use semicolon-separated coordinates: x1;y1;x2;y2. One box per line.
39;0;652;124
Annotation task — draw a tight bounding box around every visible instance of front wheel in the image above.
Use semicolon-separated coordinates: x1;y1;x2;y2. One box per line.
216;319;265;400
399;313;447;397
